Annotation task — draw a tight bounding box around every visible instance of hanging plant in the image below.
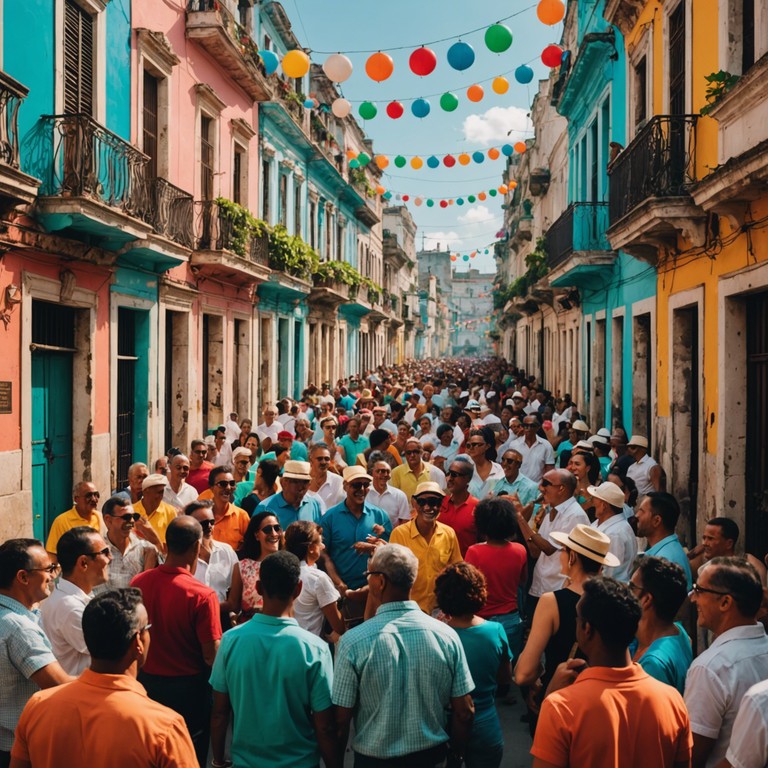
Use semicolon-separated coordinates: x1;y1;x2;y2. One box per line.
700;71;740;115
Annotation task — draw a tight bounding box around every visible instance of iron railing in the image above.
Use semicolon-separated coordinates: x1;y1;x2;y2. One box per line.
608;114;698;225
196;199;269;266
40;114;150;219
0;71;28;169
149;177;195;248
545;202;611;269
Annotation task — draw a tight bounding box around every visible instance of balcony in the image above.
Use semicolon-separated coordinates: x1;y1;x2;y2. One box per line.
308;275;350;308
149;177;195;249
354;191;380;227
192;199;271;285
545;203;615;287
186;0;272;102
0;71;40;209
607;115;706;262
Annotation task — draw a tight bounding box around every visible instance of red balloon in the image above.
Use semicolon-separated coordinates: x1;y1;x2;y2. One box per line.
439;200;448;208
402;194;410;201
409;46;437;76
386;100;404;119
443;154;456;168
542;44;564;68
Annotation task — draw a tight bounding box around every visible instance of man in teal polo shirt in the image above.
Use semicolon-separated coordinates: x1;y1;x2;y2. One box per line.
255;461;323;529
278;431;308;462
337;417;370;466
210;550;338;768
321;466;392;594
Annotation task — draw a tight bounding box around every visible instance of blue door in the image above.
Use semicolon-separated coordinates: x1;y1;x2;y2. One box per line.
31;352;73;541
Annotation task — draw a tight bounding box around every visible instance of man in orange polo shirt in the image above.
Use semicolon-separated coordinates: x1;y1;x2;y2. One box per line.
208;466;249;552
10;588;197;768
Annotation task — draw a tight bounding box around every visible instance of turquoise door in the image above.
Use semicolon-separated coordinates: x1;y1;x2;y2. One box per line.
31;352;73;541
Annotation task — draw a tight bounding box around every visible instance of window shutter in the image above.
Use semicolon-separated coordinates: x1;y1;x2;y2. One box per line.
63;0;94;115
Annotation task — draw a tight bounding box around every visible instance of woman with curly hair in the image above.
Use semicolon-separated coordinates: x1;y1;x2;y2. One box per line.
435;562;511;768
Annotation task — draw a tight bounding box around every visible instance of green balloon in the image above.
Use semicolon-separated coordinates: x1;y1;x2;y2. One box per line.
394;155;407;168
426;199;435;207
439;92;459;112
468;195;476;203
485;23;513;53
358;152;371;166
349;158;360;169
489;188;498;197
358;101;377;120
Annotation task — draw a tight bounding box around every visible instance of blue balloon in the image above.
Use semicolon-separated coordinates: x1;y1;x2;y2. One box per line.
472;151;485;164
457;198;464;205
303;98;315;109
514;64;534;84
411;98;431;118
462;254;470;261
260;49;279;75
447;41;475;71
501;143;514;156
427;155;440;169
382;191;392;200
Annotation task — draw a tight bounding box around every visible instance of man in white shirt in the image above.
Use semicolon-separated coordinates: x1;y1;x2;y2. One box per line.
685;557;768;768
256;405;281;451
509;415;555;483
164;453;199;512
307;443;345;510
589;481;637;582
722;678;768;768
366;456;411;528
626;434;664;495
185;501;238;603
40;526;111;675
371;406;397;437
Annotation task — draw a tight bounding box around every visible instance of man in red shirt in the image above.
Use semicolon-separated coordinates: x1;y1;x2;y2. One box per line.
440;457;479;556
131;517;221;765
187;439;214;495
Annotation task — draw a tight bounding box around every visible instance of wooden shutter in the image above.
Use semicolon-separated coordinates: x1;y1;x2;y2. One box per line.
63;0;94;115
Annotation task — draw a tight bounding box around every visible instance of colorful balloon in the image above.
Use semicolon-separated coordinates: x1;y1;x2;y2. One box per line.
259;49;279;75
366;51;394;82
411;98;431;118
386;100;404;119
411;156;424;169
463;254;470;261
394;155;407;168
451;255;457;261
472;151;485;164
414;197;423;206
457;198;464;205
499;185;508;194
346;149;357;160
358;101;378;120
489;189;498;197
458;154;471;166
332;98;351;118
488;147;500;160
478;192;487;201
382;191;392;199
402;194;410;201
514;141;527;153
537;0;566;25
282;49;310;79
492;76;509;95
439;200;448;208
409;46;437;76
485;24;513;53
426;199;435;207
440;92;459;112
427;155;440;169
376;185;386;195
447;41;475;71
303;98;315;109
501;143;514;156
542;44;565;68
375;155;389;169
443;154;456;168
468;194;476;202
514;64;534;84
322;53;353;83
357;152;371;166
349;158;360;169
467;84;484;103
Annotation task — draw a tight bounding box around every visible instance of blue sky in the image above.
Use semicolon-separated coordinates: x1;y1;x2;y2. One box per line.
290;0;562;273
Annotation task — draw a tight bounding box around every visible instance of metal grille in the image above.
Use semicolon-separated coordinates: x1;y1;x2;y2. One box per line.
32;301;76;348
63;0;94;116
746;292;768;559
116;308;137;490
142;71;159;181
544;203;610;269
201;115;214;200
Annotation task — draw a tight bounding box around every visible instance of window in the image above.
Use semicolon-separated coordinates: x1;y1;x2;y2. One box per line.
294;180;302;236
263;34;272;50
308;199;316;248
742;0;756;71
201;115;214;200
590;119;599;202
668;2;686;115
233;145;245;204
262;159;271;221
64;0;95;115
143;71;159;180
336;220;343;261
634;56;647;130
279;174;288;226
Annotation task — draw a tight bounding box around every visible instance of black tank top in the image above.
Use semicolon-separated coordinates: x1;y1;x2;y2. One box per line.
541;588;581;691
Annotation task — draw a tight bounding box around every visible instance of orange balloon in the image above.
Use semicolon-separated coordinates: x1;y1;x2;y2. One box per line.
451;255;457;261
448;199;454;205
492;76;509;95
478;192;487;201
411;156;423;169
508;180;518;189
498;185;508;194
375;155;389;169
366;51;394;82
346;149;357;160
458;153;471;166
488;147;500;160
467;84;484;102
537;0;566;25
376;185;386;195
514;141;527;153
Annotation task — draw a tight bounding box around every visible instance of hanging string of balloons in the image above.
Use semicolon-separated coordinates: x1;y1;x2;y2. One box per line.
375;182;516;207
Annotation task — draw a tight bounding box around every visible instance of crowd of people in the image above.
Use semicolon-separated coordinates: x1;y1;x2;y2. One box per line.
2;356;768;768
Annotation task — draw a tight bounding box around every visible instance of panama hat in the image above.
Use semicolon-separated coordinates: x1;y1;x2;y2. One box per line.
550;524;620;567
627;434;649;449
282;460;311;480
571;419;590;432
587;482;625;509
142;473;168;490
412;481;446;499
343;466;372;483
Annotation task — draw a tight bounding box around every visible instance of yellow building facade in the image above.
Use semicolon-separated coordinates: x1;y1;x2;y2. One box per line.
605;0;768;555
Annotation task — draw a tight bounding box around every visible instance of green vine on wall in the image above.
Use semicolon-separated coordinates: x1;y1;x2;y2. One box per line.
215;197;267;258
492;237;549;308
700;71;740;116
268;224;319;280
349;167;377;199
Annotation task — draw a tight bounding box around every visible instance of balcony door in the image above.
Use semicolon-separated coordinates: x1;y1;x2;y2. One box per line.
63;0;95;116
667;2;686;188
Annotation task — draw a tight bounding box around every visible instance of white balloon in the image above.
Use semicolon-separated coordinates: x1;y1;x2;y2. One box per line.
323;53;353;83
331;98;352;118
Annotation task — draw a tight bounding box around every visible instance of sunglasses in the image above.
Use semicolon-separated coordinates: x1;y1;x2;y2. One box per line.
199;519;216;529
540;478;561;488
26;563;62;575
260;524;282;535
215;480;237;489
349;482;371;490
415;497;442;508
466;442;486;448
501;458;522;465
404;449;421;455
193;450;208;456
109;512;141;523
85;547;111;559
446;470;471;478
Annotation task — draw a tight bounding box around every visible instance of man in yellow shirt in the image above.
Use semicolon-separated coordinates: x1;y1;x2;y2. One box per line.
133;475;178;546
389;438;445;502
46;482;103;559
390;482;462;614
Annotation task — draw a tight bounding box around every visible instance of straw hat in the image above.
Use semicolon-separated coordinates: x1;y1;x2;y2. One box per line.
282;460;311;480
412;481;446;499
232;447;252;461
587;482;625;509
571;419;590;432
142;473;168;490
343;466;372;483
550;524;620;567
627;434;649;449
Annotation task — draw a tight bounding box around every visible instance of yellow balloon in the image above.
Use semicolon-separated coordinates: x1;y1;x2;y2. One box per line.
282;49;310;79
411;156;424;170
458;153;471;166
492;76;509;95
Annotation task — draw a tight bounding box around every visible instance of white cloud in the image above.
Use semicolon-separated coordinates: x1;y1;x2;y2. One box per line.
462;106;533;146
422;231;461;250
457;205;494;224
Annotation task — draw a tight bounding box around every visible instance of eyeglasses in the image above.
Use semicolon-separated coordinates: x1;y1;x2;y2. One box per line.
446;470;471;478
349;482;371;490
260;524;282;535
199;519;216;529
690;583;732;598
404;449;421;455
85;547;112;560
364;570;386;579
82;491;100;500
26;563;61;576
415;497;442;508
466;442;486;448
193;450;208;456
627;582;645;595
215;480;237;489
523;423;539;429
501;458;522;465
108;512;141;523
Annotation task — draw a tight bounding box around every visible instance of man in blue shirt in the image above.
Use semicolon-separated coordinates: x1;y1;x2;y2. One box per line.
255;461;322;528
336;417;370;466
636;492;693;590
210;551;338;768
493;447;541;507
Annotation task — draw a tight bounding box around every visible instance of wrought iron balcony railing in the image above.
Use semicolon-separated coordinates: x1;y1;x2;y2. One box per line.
608;114;698;225
195;199;269;266
149;177;195;248
0;71;28;169
40;114;150;219
545;202;611;269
